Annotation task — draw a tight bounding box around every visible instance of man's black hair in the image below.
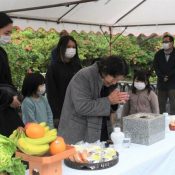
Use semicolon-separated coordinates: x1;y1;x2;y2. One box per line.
0;12;13;28
97;55;129;77
22;73;45;97
163;35;174;43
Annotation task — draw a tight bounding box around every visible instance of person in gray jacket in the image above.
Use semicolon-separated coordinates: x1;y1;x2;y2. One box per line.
58;55;129;144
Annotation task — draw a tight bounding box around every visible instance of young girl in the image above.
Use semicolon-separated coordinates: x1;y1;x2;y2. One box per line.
121;70;159;118
21;73;54;128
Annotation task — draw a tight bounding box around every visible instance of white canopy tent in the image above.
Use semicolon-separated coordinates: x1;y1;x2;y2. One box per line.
0;0;175;36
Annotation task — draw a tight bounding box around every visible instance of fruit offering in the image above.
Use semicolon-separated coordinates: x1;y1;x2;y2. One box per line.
25;123;45;139
9;122;58;156
49;136;66;155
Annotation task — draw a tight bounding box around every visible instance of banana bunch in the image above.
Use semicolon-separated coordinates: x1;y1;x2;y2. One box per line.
9;127;26;145
11;122;58;156
17;138;50;156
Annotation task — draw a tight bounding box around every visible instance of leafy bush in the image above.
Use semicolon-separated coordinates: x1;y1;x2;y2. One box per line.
1;28;162;89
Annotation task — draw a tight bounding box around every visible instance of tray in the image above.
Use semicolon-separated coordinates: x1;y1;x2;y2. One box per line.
64;152;119;170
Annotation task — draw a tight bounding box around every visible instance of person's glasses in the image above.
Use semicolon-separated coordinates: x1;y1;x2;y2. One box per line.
162;41;171;43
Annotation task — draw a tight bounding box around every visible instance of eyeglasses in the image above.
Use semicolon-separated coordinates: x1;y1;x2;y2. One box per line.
162;41;171;43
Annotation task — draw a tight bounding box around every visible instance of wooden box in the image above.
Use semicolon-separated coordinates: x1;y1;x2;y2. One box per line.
16;145;75;175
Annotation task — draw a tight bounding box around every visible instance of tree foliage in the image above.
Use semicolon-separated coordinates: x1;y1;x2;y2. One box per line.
1;28;162;89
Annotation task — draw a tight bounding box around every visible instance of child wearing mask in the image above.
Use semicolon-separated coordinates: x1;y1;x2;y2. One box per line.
121;70;159;119
21;73;54;128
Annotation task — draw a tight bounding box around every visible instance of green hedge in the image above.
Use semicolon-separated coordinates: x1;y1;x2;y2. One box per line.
1;28;162;89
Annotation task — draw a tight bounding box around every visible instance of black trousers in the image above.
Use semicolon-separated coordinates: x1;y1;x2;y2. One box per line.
158;89;175;115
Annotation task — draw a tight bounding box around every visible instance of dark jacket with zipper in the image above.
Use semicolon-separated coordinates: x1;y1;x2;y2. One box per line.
46;48;82;120
0;47;13;85
153;48;175;90
0;47;24;136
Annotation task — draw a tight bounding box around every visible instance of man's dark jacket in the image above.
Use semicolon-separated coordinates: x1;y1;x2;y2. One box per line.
153;48;175;90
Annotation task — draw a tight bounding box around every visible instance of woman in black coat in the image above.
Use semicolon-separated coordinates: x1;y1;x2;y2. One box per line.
0;12;24;136
46;35;82;127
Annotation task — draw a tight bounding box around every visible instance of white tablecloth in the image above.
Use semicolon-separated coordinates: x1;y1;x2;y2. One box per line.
62;132;175;175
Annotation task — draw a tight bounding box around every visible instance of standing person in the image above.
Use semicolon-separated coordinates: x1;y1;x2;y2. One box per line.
46;35;81;127
153;35;175;114
58;55;129;144
0;12;24;136
21;73;54;128
121;70;159;118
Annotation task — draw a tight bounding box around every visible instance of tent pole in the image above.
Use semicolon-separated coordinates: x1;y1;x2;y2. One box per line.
57;4;78;23
1;0;98;13
111;27;127;45
113;0;147;25
100;26;111;56
100;26;128;56
100;26;110;43
114;23;175;28
10;15;107;27
109;27;112;56
109;27;127;56
100;26;112;56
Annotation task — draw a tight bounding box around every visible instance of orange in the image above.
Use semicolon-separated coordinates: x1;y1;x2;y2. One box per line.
24;122;33;130
25;123;45;139
49;136;66;155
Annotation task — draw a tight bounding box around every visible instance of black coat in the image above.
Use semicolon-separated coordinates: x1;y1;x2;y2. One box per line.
0;85;24;136
153;48;175;90
0;47;12;85
46;48;82;119
0;47;24;136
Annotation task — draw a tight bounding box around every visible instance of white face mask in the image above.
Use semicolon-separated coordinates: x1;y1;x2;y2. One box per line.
37;84;46;96
65;48;76;59
134;82;146;90
162;43;170;50
0;35;11;44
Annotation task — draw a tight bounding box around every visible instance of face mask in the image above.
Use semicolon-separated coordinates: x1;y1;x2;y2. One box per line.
65;48;76;59
37;84;46;96
0;35;11;44
162;43;170;50
134;82;146;90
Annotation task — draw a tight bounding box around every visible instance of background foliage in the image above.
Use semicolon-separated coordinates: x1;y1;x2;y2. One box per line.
1;28;162;89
